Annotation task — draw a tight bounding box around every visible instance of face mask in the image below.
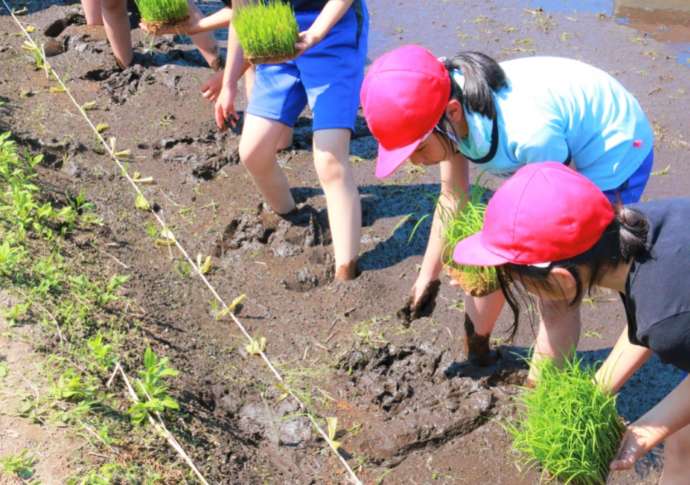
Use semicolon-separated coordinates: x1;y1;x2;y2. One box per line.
451;69;496;162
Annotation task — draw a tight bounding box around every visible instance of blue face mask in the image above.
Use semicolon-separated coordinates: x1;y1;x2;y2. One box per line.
450;69;496;163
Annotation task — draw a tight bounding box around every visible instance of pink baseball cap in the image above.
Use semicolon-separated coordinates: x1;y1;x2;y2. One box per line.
453;163;616;267
360;45;450;179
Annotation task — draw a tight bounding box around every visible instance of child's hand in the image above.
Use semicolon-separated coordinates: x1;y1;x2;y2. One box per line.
397;278;441;325
214;83;239;131
294;29;322;57
201;71;223;102
610;424;654;471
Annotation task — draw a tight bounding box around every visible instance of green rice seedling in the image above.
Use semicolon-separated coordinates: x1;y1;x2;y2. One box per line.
233;1;299;63
128;347;179;425
508;356;625;485
134;0;189;28
440;184;498;296
1;450;36;480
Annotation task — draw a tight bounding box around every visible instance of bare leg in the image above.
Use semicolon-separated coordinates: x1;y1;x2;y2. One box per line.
187;1;221;68
661;422;690;484
101;0;132;67
239;114;295;214
462;290;505;364
528;298;582;382
465;290;505;336
82;0;103;25
312;129;360;279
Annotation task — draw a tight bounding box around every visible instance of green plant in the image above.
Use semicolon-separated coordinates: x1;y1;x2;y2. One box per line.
440;184;497;295
2;300;31;326
128;347;180;424
51;368;98;402
69;463;162;485
87;334;115;372
134;0;188;24
1;450;36;480
233;1;299;61
21;40;46;71
508;356;624;485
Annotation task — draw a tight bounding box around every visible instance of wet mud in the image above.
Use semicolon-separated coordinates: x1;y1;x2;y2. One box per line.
337;342;527;466
0;0;688;482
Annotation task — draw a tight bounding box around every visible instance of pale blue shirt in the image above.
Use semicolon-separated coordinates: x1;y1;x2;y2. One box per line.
458;56;653;190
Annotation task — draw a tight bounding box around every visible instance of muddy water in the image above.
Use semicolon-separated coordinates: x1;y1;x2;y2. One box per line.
201;0;690;65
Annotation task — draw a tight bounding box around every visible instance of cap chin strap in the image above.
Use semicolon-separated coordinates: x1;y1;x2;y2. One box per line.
528;261;551;269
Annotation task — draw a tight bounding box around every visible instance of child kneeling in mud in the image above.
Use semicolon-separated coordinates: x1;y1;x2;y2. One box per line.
453;162;690;483
215;0;369;280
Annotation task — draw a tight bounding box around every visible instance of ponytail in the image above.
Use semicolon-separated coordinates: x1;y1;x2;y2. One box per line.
617;206;649;261
443;52;507;119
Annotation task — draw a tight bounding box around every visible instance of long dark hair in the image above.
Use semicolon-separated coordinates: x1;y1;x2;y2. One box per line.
443;52;507;120
498;206;650;338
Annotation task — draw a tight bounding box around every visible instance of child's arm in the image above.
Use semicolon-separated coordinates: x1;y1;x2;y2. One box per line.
189;8;232;34
214;9;250;130
402;152;470;320
611;376;690;470
141;8;232;35
595;327;653;394
295;0;354;54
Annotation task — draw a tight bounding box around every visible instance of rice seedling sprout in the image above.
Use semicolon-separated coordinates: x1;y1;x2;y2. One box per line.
441;184;497;295
233;1;299;62
508;356;625;485
134;0;189;24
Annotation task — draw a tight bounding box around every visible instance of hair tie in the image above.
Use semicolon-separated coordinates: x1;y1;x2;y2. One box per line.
451;68;465;91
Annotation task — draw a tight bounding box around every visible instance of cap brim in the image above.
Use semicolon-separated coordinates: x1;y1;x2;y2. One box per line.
452;233;510;267
375;138;423;179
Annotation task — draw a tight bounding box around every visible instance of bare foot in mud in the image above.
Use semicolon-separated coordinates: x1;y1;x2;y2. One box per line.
463;314;499;367
334;260;360;281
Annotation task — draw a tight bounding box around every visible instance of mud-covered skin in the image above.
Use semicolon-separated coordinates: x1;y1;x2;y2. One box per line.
463;314;500;367
1;0;687;483
397;279;441;325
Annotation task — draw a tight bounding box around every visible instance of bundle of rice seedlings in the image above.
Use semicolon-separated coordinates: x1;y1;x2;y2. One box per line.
441;184;498;296
135;0;189;33
233;1;299;64
508;357;625;485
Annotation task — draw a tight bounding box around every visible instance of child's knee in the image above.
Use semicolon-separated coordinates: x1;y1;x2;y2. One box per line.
239;138;272;175
102;0;123;12
314;152;347;187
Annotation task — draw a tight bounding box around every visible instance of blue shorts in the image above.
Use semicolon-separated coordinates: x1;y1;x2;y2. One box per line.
247;3;369;132
603;149;654;204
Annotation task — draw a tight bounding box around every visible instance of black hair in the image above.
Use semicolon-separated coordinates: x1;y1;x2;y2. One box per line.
443;52;507;120
498;206;650;339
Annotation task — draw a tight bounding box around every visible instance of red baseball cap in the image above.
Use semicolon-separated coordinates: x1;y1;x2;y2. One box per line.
360;45;450;179
453;163;616;267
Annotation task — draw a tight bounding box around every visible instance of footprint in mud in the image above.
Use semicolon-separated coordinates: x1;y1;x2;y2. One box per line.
214;204;335;291
214;203;330;256
154;133;239;179
337;342;528;465
237;398;312;447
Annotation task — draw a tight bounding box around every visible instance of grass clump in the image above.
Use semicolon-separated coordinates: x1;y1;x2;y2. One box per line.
134;0;188;25
508;356;625;485
233;1;299;63
441;184;498;296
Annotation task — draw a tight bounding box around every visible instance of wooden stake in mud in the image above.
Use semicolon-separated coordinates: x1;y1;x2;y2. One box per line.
1;4;363;483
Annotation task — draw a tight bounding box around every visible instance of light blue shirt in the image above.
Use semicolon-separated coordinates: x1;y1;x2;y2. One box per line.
457;57;653;190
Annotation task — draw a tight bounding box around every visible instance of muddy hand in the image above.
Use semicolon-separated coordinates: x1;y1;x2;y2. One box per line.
214;84;238;131
610;427;647;471
397;280;441;326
